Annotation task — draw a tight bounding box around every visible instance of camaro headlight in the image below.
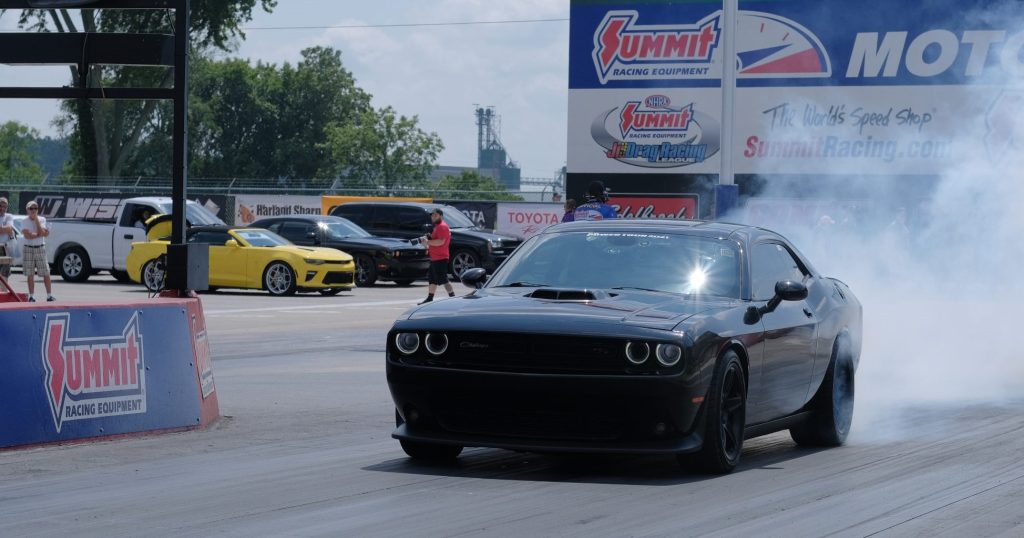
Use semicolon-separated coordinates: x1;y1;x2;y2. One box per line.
625;341;650;365
656;344;683;367
425;333;448;355
395;332;420;355
304;258;326;265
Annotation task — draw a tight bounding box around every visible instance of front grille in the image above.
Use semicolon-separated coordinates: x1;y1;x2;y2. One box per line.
438;401;623;441
405;332;628;374
323;271;354;285
396;249;428;259
492;240;521;256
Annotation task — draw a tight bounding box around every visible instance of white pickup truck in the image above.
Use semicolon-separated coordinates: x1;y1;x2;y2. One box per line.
45;196;224;282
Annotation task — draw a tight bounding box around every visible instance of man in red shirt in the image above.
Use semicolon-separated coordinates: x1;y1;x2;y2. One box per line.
418;208;455;304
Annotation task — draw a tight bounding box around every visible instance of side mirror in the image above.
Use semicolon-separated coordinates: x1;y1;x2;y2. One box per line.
744;280;808;324
460;267;488;289
225;239;239;248
775;280;808;301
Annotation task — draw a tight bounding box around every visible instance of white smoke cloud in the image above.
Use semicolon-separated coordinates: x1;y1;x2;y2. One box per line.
724;1;1024;441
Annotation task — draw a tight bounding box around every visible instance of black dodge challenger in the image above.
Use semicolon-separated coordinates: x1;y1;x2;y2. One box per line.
387;219;862;473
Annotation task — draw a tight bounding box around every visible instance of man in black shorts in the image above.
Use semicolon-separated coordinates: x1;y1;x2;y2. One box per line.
419;208;456;304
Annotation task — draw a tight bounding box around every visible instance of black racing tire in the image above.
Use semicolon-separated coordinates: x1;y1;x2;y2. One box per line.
393;279;415;287
790;337;855;447
141;256;166;292
681;349;747;474
110;269;132;283
354;254;377;287
57;246;91;282
263;261;297;296
318;288;344;296
450;249;480;278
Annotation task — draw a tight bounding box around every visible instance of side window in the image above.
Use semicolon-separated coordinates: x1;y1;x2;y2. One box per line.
370;206;397;230
262;221;282;233
398;208;428;232
119;203;141;227
188;231;233;245
279;221;315;242
335;205;370;225
751;242;807;300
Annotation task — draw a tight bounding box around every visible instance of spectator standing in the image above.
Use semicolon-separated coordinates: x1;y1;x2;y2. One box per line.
561;198;577;223
574;180;618;221
21;200;56;302
418;208;455;304
0;197;14;279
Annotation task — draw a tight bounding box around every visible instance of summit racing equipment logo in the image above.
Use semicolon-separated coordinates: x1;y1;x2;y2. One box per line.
593;11;720;84
592;94;720;168
42;313;146;432
735;11;831;78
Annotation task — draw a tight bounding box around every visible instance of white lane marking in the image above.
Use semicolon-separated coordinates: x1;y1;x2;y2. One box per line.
204;298;417;316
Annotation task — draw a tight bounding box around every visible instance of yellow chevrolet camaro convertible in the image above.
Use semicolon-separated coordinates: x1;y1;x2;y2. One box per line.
127;226;355;296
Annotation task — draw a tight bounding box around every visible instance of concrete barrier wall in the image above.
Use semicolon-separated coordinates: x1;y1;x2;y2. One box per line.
0;297;219;448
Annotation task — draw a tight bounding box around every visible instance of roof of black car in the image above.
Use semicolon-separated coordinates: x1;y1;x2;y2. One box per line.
546;218;765;239
340;201;444;209
252;214;340;222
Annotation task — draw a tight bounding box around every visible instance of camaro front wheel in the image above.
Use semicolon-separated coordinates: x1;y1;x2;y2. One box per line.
263;262;297;296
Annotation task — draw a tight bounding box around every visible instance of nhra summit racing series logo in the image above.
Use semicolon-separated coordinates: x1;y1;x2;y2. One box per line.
42;313;146;432
592;94;720;168
593;10;721;84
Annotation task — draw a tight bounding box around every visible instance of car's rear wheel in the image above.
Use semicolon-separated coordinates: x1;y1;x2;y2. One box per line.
354;254;377;287
141;257;166;292
263;262;297;296
681;349;746;474
790;337;855;446
57;246;91;282
450;249;480;278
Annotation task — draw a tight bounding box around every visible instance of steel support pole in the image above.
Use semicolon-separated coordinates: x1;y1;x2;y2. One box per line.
171;0;190;292
719;0;738;186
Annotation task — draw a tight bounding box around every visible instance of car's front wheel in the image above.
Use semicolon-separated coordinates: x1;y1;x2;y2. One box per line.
263;262;297;296
354;254;377;287
57;246;91;282
790;337;855;446
682;349;746;474
141;257;166;292
450;249;480;278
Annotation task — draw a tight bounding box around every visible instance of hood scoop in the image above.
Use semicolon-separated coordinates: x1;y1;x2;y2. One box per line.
527;288;611;301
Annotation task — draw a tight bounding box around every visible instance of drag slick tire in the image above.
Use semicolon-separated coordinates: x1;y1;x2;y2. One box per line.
396;410;463;462
263;261;297;296
790;337;855;447
681;349;746;474
57;246;91;282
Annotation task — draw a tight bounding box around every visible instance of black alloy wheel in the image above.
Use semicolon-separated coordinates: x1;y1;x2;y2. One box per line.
790;337;855;446
683;350;746;474
355;254;377;287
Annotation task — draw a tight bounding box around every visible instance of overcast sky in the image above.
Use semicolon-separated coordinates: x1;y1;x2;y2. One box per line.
0;0;571;180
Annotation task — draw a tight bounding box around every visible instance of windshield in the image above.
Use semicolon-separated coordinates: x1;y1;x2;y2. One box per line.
234;229;291;247
323;219;370;238
436;206;476;229
155;201;225;226
488;231;742;298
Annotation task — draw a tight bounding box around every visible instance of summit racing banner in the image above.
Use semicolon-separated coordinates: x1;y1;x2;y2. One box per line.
568;0;1024;176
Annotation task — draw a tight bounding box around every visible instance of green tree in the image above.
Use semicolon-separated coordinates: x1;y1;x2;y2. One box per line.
434;170;523;201
0;121;45;183
320;106;444;190
6;1;277;182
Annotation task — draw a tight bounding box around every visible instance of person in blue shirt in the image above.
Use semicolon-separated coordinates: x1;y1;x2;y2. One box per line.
573;181;618;221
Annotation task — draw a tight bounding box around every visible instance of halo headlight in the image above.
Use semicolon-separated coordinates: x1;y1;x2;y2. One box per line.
625;341;650;365
425;333;449;356
656;344;683;367
395;332;420;355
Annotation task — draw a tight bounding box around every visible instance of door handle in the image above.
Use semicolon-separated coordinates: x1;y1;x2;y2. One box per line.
123;234;134;239
803;308;814;318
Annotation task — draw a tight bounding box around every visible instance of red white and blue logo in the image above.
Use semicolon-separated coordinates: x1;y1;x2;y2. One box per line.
592;94;720;169
590;10;830;84
735;11;831;78
41;312;147;432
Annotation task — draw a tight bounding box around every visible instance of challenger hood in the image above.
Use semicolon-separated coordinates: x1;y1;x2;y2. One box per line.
330;236;424;251
405;288;734;332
